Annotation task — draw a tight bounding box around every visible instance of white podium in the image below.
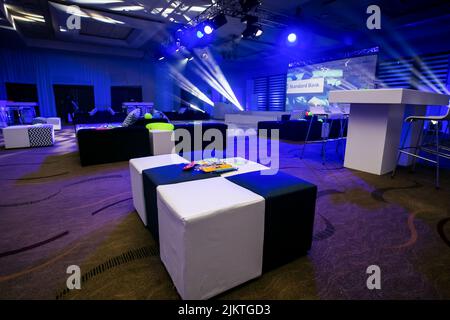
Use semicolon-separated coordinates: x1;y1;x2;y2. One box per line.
329;89;449;175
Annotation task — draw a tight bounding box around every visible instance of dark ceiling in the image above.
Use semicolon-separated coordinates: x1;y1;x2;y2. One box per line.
0;0;449;60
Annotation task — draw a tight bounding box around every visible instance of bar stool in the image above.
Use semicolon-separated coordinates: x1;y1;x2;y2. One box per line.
330;104;349;154
391;105;450;189
300;105;346;164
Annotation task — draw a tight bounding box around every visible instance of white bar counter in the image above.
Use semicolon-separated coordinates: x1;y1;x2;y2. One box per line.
329;89;449;175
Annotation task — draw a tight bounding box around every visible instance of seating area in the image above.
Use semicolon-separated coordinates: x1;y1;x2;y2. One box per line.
130;155;316;299
1;0;450;310
77;126;152;166
76;121;228;166
72;110;127;125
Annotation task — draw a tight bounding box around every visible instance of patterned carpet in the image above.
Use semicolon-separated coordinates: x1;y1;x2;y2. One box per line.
0;127;449;300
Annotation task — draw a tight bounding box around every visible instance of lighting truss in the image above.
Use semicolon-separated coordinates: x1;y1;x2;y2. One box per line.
187;0;289;29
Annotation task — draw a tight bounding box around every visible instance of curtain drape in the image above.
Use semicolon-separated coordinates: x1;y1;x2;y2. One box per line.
0;47;163;116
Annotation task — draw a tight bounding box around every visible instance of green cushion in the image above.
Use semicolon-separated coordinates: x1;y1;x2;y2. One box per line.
146;122;174;131
144;113;152;120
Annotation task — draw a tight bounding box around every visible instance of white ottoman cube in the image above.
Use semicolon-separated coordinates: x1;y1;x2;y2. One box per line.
47;117;61;130
129;154;188;226
149;130;175;155
3;125;31;149
157;177;265;300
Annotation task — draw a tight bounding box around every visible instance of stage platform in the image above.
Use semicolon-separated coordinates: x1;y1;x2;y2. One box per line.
224;111;287;127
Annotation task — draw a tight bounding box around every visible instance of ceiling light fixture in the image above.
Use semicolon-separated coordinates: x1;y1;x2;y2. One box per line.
70;0;123;4
287;32;297;43
203;24;213;34
241;15;262;39
5;5;46;24
90;13;124;24
242;24;263;38
196;30;204;38
189;6;209;13
10;15;34;23
111;5;145;12
255;26;263;37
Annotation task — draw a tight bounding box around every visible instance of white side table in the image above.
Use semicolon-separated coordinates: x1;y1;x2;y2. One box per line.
47;117;61;130
149;130;175;156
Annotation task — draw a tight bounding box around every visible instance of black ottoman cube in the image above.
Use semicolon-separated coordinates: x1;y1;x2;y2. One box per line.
226;171;317;272
142;164;218;243
257;121;283;140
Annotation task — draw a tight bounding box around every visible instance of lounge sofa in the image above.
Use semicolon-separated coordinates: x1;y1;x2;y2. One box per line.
164;110;211;121
76;121;228;166
77;126;151;166
73;110;127;124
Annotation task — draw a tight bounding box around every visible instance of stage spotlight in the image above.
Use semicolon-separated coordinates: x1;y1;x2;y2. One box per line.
158;56;165;61
201;52;208;60
204;24;213;34
255;26;263;37
242;24;263;38
287;33;297;43
184;52;194;61
241;15;261;38
196;30;204;38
